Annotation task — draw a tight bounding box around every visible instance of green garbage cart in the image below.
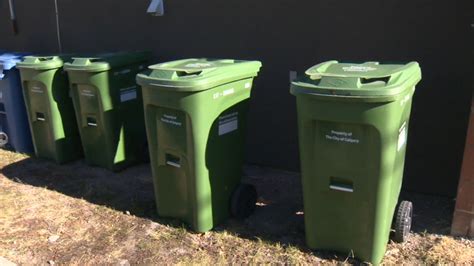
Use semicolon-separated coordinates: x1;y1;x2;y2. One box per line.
136;58;262;232
64;52;150;171
17;56;83;163
290;61;422;264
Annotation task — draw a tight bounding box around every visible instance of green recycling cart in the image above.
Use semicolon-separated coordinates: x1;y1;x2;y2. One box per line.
17;56;83;163
64;52;150;171
290;61;422;264
136;58;262;232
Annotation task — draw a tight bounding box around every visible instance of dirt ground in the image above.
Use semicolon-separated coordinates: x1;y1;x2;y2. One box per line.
0;149;473;265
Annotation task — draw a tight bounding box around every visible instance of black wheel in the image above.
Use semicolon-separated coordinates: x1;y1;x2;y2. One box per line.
230;183;257;219
0;132;8;148
393;200;413;243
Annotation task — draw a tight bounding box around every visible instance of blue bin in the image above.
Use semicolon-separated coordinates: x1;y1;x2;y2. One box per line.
0;53;33;153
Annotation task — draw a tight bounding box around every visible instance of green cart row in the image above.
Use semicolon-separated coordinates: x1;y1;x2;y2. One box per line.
17;52;150;171
12;53;421;265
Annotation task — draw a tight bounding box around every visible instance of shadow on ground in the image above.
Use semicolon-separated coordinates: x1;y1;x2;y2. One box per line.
0;156;455;262
222;165;456;261
1;157;159;220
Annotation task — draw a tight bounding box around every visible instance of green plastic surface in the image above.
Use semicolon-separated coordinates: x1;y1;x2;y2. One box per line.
64;51;150;72
16;56;83;163
136;58;262;91
64;51;150;171
291;61;421;100
290;61;422;264
137;58;262;232
16;56;65;70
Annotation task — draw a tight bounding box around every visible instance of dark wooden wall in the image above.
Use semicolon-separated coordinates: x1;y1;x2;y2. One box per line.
1;1;473;196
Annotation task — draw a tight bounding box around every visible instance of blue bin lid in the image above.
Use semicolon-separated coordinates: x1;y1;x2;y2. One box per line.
0;52;30;79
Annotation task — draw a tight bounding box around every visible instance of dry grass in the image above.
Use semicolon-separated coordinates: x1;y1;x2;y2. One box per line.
0;173;320;264
384;234;474;264
424;235;474;264
0;149;472;265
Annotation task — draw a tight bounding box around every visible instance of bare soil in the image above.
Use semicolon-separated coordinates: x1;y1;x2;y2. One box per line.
0;150;472;264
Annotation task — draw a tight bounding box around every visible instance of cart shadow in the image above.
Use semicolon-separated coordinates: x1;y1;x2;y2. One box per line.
218;165;369;263
0;156;186;229
0;156;455;263
217;165;456;262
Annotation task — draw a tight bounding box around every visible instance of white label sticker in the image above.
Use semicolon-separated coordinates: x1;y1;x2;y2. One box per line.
326;130;360;144
120;87;137;102
213;88;235;100
31;86;44;94
398;122;407;151
219;112;238;136
184;63;212;68
161;114;182;126
222;88;234;96
80;90;95;97
342;66;377;72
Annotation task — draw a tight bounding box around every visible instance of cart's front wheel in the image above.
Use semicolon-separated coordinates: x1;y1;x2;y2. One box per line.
393;200;413;243
230;183;257;219
0;132;9;148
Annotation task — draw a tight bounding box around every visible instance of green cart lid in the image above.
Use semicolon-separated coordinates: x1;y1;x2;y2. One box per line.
16;56;65;70
64;51;150;72
291;61;421;100
136;58;262;92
